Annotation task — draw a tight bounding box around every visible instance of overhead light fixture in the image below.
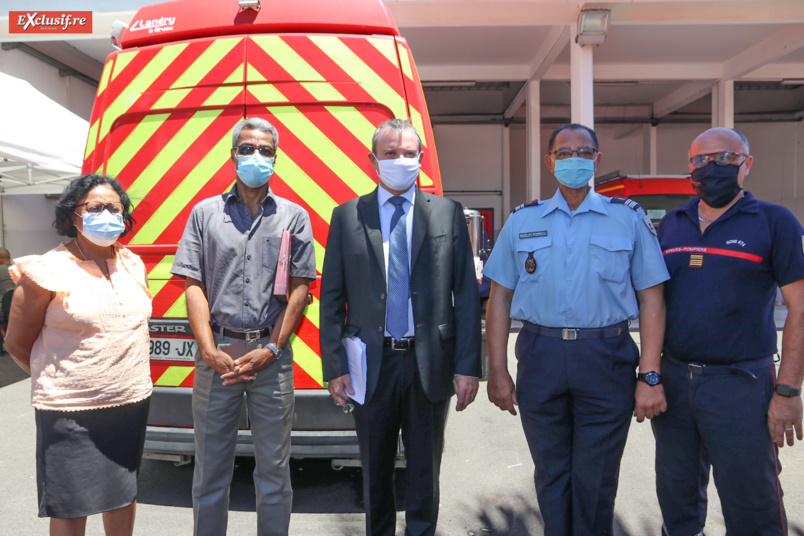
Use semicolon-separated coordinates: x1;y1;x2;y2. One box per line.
576;9;611;47
238;0;261;9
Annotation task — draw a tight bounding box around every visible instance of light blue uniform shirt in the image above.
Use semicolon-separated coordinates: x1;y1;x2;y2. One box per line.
483;188;669;328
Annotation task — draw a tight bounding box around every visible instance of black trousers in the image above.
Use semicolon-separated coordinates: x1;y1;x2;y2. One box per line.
352;345;450;536
515;328;638;536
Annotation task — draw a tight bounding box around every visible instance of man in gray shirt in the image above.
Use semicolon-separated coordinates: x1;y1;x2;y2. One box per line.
172;117;316;536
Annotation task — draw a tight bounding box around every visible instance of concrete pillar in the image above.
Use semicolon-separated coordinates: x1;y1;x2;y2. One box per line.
712;80;734;128
526;80;541;202
570;23;595;129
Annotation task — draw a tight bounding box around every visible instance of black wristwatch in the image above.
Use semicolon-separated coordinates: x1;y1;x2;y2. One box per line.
637;371;662;386
775;384;801;397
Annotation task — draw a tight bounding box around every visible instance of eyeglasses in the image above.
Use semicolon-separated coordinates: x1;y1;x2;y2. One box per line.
551;147;598;160
690;151;748;169
235;144;276;158
75;202;125;214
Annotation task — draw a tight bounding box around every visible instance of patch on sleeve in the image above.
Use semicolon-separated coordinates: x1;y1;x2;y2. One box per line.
643;215;657;236
511;200;542;213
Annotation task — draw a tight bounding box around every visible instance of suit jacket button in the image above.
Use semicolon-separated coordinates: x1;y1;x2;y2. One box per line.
377;326;383;332
380;292;386;300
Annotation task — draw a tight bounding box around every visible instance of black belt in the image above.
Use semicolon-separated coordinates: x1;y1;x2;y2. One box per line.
211;323;272;342
522;320;628;341
664;353;774;379
384;337;415;350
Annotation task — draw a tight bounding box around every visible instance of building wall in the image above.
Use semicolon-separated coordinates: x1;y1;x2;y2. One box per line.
2;195;62;258
0;47;96;119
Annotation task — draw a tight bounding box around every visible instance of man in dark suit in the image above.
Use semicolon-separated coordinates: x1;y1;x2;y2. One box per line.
320;119;481;536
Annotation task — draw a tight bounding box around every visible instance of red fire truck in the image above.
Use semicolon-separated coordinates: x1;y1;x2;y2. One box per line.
594;172;697;227
83;0;442;466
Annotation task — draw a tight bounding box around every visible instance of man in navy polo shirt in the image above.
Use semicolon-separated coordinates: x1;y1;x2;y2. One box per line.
654;127;804;535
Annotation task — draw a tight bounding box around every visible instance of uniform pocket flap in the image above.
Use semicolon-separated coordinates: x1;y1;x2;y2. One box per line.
516;236;552;253
590;235;633;253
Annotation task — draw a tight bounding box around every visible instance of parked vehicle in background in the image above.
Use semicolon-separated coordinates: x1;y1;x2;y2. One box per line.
595;172;696;228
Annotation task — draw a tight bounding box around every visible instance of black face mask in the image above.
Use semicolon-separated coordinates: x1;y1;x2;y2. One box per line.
691;162;742;209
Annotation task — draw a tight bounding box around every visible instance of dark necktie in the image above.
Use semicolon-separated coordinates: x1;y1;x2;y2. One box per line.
387;196;409;340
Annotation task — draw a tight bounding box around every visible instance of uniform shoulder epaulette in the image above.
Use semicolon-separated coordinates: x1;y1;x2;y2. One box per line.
511;200;542;213
609;196;644;213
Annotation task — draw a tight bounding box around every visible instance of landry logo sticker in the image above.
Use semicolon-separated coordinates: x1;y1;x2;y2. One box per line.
9;11;93;34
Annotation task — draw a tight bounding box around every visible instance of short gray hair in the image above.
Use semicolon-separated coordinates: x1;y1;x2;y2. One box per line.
371;119;422;155
232;117;279;148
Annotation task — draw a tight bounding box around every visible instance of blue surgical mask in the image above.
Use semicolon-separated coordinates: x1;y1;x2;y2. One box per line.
373;155;420;192
236;154;274;188
78;210;126;247
553;157;595;189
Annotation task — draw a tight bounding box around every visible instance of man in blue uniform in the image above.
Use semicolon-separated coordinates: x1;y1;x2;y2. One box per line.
484;123;670;536
653;127;804;536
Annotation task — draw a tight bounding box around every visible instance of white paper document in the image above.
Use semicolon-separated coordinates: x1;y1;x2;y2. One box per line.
342;336;367;405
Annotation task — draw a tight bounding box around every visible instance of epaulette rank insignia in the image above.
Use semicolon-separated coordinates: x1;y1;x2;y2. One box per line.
511;200;542;213
610;196;657;236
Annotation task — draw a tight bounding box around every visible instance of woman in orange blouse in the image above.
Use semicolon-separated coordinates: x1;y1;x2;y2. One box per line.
6;175;152;536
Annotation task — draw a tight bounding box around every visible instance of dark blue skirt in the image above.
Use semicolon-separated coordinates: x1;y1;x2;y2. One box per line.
35;397;150;518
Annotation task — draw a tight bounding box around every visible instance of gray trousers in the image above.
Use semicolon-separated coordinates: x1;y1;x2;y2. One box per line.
192;333;295;536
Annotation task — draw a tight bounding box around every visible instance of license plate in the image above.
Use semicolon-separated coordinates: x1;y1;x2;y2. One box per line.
149;337;197;361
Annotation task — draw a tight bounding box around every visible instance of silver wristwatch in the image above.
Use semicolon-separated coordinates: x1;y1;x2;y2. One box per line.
266;343;283;360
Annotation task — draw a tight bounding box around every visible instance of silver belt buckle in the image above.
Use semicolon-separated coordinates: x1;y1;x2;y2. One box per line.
245;329;262;342
562;328;578;341
688;363;705;376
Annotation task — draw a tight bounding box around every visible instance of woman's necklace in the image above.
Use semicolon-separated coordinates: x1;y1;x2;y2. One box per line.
74;239;88;261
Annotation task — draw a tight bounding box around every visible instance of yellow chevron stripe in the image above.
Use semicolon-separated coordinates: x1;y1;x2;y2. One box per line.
253;36;324;82
246;62;267;83
248;84;289;103
203;85;242;107
84;120;99;160
154;365;193;387
109;50;139;84
300;82;346;102
290;331;324;386
101;43;189;143
148;255;175;280
274;149;338;224
170;37;242;89
325;106;376;153
273;106;376;198
396;43;414;81
419;170;434;187
409;106;428;149
96;58;114;97
225;66;242;85
125;109;224;217
303;295;320;329
153;89;192;110
148;278;170;298
164;293;188;318
106;113;170;191
309;36;407;119
368;37;398;69
131;133;231;244
313;238;325;274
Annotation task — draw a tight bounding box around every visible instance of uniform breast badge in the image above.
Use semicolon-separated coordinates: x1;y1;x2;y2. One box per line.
689;253;704;268
525;251;537;273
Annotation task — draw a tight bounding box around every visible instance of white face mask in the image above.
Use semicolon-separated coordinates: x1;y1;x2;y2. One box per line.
374;155;420;192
